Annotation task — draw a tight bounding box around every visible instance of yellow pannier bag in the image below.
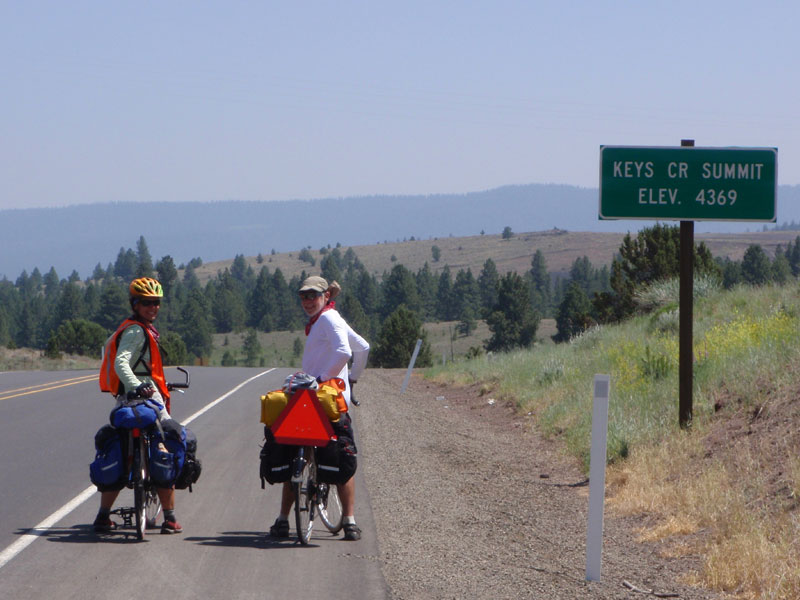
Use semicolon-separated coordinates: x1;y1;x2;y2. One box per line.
260;390;289;426
316;384;343;423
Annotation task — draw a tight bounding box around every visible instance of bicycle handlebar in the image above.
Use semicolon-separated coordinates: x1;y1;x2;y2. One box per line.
167;366;190;391
124;367;190;398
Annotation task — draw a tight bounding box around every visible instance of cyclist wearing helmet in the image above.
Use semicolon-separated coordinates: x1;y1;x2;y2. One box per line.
93;277;183;534
269;275;370;541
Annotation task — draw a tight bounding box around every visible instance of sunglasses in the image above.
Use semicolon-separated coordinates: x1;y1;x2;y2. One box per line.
140;299;161;307
299;291;323;301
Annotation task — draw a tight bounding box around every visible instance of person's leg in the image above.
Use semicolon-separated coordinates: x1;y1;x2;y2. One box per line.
338;477;361;540
157;486;175;510
337;478;355;517
280;480;294;515
269;482;294;537
158;487;182;533
99;489;120;510
94;489;121;531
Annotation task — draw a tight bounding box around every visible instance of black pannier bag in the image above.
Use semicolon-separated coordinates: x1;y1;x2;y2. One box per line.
315;416;357;485
260;427;294;487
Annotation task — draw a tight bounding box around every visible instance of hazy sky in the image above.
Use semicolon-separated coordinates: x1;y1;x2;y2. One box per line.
2;1;798;210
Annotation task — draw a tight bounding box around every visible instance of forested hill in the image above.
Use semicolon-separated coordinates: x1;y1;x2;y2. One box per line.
3;183;799;280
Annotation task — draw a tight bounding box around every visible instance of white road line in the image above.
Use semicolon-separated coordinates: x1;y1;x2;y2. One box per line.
182;369;274;426
0;368;275;572
0;486;96;570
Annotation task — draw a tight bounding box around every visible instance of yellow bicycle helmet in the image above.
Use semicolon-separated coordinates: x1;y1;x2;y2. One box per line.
129;277;163;299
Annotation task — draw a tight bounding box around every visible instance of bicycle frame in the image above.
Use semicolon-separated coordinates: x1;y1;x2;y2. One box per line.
111;427;158;540
110;368;190;539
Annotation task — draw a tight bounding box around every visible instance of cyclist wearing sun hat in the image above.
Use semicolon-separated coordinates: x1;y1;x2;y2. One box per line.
269;275;370;541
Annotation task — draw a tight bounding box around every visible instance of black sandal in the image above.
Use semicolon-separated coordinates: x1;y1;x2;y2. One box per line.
343;523;362;541
269;519;290;538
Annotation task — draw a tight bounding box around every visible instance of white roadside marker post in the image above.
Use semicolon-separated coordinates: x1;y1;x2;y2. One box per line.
586;374;610;582
401;339;423;395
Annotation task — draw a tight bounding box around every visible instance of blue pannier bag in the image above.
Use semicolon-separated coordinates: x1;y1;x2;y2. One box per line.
110;400;159;429
149;419;186;488
90;425;127;491
174;427;202;491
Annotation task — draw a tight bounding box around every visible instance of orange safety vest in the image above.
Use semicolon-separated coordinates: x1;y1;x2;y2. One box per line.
99;318;170;402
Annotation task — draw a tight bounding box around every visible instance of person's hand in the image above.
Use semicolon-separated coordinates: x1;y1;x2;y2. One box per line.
135;382;155;398
349;379;360;406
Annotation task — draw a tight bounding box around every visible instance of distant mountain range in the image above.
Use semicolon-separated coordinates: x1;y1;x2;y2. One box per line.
2;183;799;280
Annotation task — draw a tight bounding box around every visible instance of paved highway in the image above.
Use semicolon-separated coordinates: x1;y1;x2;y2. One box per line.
0;366;387;599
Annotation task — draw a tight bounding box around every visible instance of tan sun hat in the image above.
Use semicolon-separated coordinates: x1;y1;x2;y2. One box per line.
298;276;341;300
298;275;328;293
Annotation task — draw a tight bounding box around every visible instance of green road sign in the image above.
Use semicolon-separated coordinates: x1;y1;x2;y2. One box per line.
599;146;777;221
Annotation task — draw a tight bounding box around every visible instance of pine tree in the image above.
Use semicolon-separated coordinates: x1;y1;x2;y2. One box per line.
415;262;438;320
156;255;178;297
94;284;130;331
452;268;479;324
742;245;771;285
248;267;276;331
372;306;432;368
477;258;499;319
553;282;592;342
529;250;551;316
136;236;153;277
243;329;262;367
176;289;213;359
381;264;421;318
435;266;454;321
485;272;538;352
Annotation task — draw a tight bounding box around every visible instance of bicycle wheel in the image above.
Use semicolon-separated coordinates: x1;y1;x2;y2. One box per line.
293;450;317;545
145;488;162;529
133;437;148;540
134;482;146;540
317;483;343;533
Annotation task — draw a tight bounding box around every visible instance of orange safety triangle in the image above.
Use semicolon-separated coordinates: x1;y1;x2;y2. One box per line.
271;388;336;446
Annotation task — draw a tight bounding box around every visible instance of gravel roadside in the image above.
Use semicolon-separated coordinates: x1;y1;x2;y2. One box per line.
355;369;725;600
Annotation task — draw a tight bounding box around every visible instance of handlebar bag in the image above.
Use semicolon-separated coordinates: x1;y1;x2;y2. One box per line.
89;425;128;491
110;400;159;429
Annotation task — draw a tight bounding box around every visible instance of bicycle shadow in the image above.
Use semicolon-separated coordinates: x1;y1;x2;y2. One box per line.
185;531;341;549
15;524;150;544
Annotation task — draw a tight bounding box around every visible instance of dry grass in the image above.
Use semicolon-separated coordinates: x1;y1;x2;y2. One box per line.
0;347;98;371
608;424;800;599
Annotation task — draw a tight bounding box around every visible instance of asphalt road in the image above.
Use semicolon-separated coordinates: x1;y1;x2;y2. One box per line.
0;366;387;599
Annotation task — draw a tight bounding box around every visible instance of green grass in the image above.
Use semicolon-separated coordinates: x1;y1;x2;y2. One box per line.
426;281;800;470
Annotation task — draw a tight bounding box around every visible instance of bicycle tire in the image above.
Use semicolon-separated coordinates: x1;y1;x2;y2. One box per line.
293;450;317;545
318;483;343;533
317;483;343;533
134;481;146;540
145;488;162;529
133;436;148;540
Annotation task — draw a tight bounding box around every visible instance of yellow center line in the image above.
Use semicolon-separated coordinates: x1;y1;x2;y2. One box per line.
0;375;98;401
0;374;98;395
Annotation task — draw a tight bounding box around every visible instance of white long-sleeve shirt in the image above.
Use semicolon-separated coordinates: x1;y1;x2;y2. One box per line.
302;308;369;407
